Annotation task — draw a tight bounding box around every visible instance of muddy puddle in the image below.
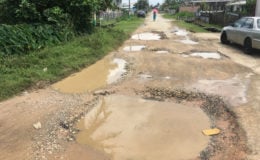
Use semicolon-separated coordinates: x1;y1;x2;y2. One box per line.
76;95;210;160
172;27;188;36
123;45;146;52
172;27;198;44
156;50;169;54
52;58;127;93
131;32;161;40
183;52;222;59
179;38;198;45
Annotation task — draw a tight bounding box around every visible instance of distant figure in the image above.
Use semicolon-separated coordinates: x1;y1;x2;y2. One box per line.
152;8;158;21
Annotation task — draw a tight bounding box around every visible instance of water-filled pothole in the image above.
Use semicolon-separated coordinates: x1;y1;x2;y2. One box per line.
123;45;146;52
156;50;169;54
172;27;198;44
132;32;161;40
76;95;210;160
62;88;248;160
150;48;171;54
172;27;188;36
178;38;198;45
182;52;222;59
52;58;127;93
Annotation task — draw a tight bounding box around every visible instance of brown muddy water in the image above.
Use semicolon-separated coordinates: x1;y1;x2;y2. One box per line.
76;95;210;160
52;57;126;93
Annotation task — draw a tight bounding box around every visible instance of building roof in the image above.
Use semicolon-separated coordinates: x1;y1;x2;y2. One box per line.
226;0;246;6
191;0;232;3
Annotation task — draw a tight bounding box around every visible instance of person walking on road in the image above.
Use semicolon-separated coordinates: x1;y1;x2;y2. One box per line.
152;8;158;21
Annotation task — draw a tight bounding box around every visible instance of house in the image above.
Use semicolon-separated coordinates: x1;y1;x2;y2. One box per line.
191;0;232;11
113;0;122;7
179;6;200;13
225;0;246;13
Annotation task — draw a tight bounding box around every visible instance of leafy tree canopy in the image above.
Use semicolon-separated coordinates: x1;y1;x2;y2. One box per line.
134;0;149;11
0;0;116;32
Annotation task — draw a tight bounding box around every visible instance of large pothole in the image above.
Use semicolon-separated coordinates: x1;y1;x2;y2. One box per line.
71;88;248;160
52;57;127;93
36;88;248;160
76;94;210;160
140;87;249;160
131;31;167;41
181;50;230;60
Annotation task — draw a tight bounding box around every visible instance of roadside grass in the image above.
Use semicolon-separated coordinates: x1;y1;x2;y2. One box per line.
163;14;221;33
173;20;208;33
0;16;144;101
114;16;143;33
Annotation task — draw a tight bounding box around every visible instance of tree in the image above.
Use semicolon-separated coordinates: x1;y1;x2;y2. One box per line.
161;0;181;12
134;0;149;11
244;0;256;16
0;0;109;32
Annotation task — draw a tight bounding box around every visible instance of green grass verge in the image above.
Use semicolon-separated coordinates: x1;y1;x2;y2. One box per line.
163;14;221;33
114;16;143;33
0;16;144;101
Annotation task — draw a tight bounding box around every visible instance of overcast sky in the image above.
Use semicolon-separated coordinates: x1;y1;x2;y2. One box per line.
122;0;165;6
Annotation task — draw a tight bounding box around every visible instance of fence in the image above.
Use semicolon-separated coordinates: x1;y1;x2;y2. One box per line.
198;11;241;26
99;11;123;22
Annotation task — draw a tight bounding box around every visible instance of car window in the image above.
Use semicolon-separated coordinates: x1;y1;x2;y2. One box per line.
257;19;260;28
241;18;254;29
234;18;247;28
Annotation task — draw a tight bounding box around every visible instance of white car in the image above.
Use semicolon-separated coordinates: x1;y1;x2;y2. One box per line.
220;17;260;53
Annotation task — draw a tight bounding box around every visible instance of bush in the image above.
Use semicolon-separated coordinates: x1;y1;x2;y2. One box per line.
0;24;75;55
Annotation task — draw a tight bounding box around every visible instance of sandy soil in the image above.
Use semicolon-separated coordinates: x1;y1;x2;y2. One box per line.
0;13;259;160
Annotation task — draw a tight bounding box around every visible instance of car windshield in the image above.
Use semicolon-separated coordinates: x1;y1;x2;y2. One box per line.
234;18;247;28
257;19;260;28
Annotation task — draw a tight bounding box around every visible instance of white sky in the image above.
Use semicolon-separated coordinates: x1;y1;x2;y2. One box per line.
122;0;165;6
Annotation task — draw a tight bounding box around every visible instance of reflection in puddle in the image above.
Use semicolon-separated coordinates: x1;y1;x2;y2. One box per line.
156;50;169;54
178;37;198;45
52;58;127;93
172;27;198;45
182;52;222;59
123;45;146;52
190;52;221;59
131;32;161;40
138;74;153;80
190;76;248;106
107;59;127;84
172;27;188;36
76;95;210;160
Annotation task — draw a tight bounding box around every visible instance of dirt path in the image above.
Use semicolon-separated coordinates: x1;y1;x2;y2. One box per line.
0;14;260;160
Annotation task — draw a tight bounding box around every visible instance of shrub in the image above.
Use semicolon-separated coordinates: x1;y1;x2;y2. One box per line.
0;24;74;55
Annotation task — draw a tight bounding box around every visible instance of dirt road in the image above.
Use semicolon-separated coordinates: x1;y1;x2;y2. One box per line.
0;14;259;160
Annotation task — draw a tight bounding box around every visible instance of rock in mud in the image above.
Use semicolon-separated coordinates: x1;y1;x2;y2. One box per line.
33;122;42;130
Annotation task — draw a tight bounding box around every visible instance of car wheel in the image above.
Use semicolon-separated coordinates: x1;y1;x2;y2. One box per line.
244;38;252;54
221;32;229;44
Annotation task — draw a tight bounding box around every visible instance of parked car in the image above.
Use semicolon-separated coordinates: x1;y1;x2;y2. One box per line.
136;10;146;18
220;17;260;53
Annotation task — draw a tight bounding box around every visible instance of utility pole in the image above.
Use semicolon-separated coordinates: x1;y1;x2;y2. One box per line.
256;0;260;16
129;0;131;17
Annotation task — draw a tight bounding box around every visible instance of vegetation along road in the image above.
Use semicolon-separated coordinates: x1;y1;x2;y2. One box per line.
1;12;260;160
